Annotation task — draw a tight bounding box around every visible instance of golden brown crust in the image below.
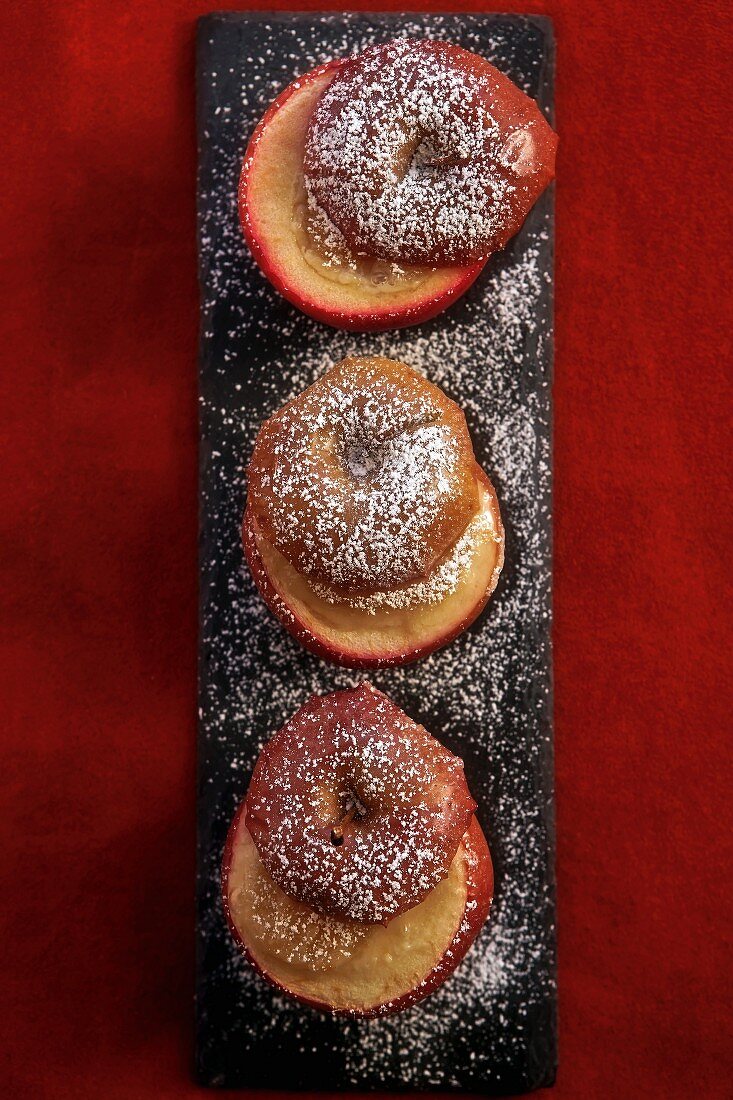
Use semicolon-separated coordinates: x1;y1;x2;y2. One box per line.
247;356;479;596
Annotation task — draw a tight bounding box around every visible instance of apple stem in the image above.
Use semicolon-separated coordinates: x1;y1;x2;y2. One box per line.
331;805;357;844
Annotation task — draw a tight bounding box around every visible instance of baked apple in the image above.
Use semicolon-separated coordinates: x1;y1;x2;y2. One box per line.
222;685;493;1016
239;39;557;330
223;811;492;1018
239;61;484;330
244;355;505;668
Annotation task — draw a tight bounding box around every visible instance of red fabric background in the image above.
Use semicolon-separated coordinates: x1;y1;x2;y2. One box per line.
2;1;731;1096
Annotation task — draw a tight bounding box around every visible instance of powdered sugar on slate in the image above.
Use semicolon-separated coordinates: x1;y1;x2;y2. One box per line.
196;11;555;1093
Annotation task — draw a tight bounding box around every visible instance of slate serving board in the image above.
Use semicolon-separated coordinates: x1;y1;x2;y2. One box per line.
196;11;556;1094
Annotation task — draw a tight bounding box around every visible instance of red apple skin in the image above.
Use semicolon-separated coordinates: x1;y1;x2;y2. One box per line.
242;465;505;669
221;804;493;1019
238;61;486;332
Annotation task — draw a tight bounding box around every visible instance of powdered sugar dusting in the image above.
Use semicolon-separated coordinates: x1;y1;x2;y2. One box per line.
248;356;476;593
196;12;556;1093
246;683;473;923
234;840;371;971
312;505;499;612
294;191;429;288
304;38;534;265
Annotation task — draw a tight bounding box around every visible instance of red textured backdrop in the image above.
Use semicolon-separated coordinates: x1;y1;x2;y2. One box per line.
2;1;731;1097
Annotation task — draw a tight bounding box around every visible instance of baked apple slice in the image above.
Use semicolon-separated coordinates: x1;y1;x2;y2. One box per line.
245;682;479;922
239;61;486;331
222;809;492;1018
243;465;504;668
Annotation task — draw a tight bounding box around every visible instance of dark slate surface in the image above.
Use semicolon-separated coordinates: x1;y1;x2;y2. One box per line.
196;11;556;1094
